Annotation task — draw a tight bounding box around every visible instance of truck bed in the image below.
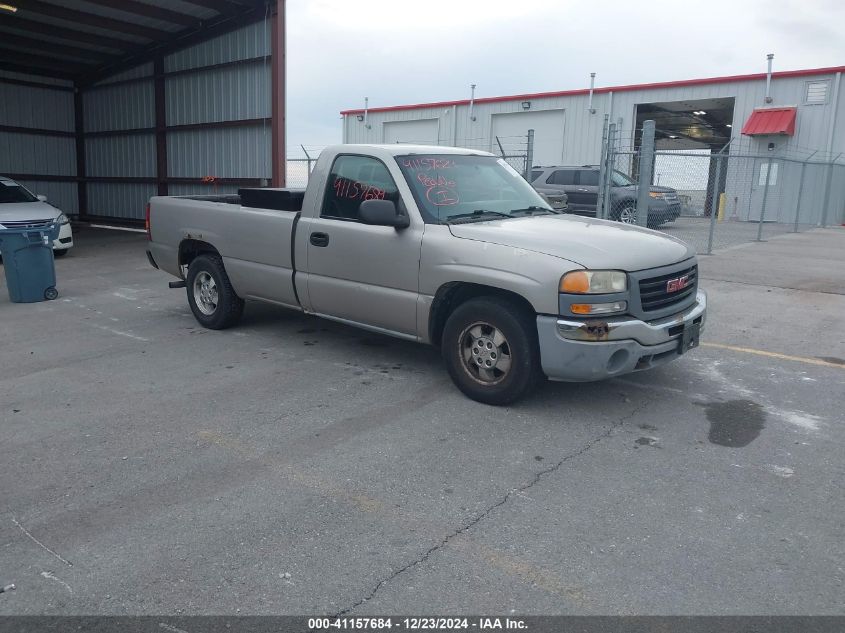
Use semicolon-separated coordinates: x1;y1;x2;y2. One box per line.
147;188;306;309
178;188;306;212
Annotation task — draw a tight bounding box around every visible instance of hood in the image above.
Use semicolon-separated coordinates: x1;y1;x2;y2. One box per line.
0;201;59;223
447;215;694;271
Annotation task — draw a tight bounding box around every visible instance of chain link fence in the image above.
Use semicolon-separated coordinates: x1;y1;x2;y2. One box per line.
285;133;536;188
598;124;845;254
284;130;845;256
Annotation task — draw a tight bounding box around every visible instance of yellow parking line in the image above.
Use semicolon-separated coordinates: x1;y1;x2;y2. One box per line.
701;342;845;369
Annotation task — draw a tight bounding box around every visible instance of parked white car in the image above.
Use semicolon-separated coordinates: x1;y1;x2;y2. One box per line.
0;177;73;256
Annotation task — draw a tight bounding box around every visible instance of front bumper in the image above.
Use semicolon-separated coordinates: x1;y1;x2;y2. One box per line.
537;290;706;382
648;200;682;222
53;222;73;251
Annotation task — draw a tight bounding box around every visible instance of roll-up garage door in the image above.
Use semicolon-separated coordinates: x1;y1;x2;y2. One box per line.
490;109;565;166
383;119;440;145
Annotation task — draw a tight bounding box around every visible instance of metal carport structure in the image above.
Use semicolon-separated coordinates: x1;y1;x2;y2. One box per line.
0;0;286;226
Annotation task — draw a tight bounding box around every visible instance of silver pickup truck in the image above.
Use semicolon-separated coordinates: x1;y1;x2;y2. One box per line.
146;144;706;405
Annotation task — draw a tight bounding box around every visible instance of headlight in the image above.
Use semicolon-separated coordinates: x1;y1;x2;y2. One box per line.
560;270;627;294
648;192;666;199
56;213;69;225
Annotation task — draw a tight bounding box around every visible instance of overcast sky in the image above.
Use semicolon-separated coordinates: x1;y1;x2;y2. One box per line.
285;0;844;156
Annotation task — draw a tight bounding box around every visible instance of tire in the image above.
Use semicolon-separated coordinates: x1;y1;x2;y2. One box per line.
53;249;68;257
612;204;637;225
44;287;59;300
186;254;244;329
441;297;542;405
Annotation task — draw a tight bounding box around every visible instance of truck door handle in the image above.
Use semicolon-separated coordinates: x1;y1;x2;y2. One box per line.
310;232;330;247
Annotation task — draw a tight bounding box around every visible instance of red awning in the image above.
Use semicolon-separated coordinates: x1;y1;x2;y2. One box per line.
741;107;797;136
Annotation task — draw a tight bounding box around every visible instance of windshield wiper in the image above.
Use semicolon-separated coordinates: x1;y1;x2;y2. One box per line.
444;210;514;224
509;206;560;216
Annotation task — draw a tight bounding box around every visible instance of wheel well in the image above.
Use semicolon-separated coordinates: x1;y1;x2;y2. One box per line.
179;239;220;270
428;283;536;347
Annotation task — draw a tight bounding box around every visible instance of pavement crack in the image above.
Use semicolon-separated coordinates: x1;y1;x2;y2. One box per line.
11;517;73;568
334;400;647;616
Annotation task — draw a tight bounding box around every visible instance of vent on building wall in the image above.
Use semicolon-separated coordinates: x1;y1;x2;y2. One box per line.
805;80;830;104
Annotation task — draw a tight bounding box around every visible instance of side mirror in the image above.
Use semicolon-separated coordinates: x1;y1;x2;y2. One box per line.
358;199;410;229
37;195;47;202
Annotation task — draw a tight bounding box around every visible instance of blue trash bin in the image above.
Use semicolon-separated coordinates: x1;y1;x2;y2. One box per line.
0;223;60;303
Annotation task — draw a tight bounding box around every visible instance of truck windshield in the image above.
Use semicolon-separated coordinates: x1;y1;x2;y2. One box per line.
0;181;38;204
396;154;553;224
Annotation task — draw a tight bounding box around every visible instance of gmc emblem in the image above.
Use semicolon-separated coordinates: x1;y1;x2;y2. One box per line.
666;275;690;293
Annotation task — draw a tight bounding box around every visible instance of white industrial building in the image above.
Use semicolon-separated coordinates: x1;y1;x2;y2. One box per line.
341;65;845;225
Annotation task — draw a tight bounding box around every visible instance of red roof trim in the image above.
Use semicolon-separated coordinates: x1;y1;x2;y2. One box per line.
741;107;798;136
340;65;845;115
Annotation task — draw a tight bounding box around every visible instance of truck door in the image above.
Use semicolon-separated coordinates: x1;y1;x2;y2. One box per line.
302;154;423;337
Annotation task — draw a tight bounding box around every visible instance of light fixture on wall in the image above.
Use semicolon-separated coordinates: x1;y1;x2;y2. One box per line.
356;114;364;122
0;3;18;11
768;142;775;151
521;101;531;110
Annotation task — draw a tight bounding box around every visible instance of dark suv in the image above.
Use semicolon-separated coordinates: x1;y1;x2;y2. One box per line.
530;165;682;227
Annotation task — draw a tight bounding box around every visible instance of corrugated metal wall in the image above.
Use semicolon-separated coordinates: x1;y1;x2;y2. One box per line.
75;20;272;222
84;64;156;221
167;126;272;178
344;71;845;224
2;17;275;225
164;20;270;72
164;21;272;185
165;62;271;125
0;72;78;214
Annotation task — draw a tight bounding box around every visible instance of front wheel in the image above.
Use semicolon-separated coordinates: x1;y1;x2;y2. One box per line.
442;297;542;405
186;254;244;329
613;204;637;224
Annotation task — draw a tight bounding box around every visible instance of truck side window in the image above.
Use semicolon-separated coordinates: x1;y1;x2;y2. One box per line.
321;155;399;221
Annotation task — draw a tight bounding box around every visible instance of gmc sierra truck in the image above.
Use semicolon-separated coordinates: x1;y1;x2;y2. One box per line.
146;144;706;405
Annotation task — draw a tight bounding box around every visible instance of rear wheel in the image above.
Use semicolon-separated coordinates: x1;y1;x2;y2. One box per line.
442;297;542;405
53;249;68;257
186;254;244;329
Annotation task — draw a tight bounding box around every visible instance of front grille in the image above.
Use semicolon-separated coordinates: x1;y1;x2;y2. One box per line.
638;264;697;312
0;218;53;229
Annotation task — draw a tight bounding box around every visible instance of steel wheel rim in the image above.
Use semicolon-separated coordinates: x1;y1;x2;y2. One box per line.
193;271;218;315
458;321;512;385
619;207;636;224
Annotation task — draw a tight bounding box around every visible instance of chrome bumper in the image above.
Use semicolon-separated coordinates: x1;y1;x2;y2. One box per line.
537;291;706;382
556;291;706;346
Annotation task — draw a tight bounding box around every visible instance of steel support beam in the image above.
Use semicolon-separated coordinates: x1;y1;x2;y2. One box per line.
10;0;172;41
0;49;94;74
154;57;168;197
0;16;140;52
82;0;200;27
0;33;112;62
271;0;286;187
74;88;88;219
